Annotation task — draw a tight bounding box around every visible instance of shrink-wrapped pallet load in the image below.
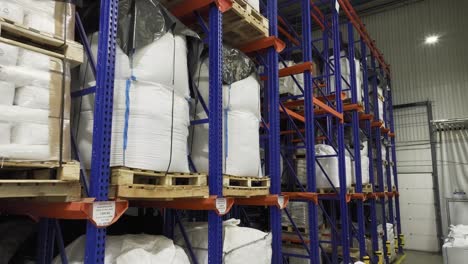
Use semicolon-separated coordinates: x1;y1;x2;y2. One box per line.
0;0;75;40
0;42;71;161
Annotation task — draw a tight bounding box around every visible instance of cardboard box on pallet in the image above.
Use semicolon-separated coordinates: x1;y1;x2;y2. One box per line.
0;0;75;40
0;41;71;161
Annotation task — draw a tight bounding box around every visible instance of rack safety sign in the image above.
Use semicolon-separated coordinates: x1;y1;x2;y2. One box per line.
92;201;116;227
216;198;227;214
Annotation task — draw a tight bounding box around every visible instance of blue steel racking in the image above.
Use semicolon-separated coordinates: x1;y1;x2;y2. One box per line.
276;0;404;263
0;0;404;263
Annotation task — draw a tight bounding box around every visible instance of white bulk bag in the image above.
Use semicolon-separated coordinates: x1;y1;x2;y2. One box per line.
351;155;370;185
23;9;55;35
0;65;50;88
190;110;261;177
11;123;48;145
17;48;51;71
0;81;15;105
0;42;19;66
0;144;49;160
133;32;190;99
80;32;131;87
174;219;272;264
0;105;48;124
315;144;352;188
14;86;49;109
53;234;190;264
194;58;260;116
0;1;24;24
77;81;190;173
0;122;11;144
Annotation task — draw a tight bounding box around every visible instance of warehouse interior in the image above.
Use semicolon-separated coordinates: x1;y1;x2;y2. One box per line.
0;0;466;263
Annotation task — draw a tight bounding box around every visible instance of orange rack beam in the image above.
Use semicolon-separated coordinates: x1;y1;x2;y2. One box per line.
130;195;235;216
239;36;286;54
282;192;318;204
0;198;128;227
235;194;289;209
359;113;374;121
282;92;347;109
371;120;384;128
316;193;366;203
169;0;232;18
388;132;396;138
381;127;391;134
278;25;300;46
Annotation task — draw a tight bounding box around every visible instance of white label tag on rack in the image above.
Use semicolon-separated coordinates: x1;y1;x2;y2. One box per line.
335;1;340;12
216;198;227;214
277;196;285;209
92;201;115;227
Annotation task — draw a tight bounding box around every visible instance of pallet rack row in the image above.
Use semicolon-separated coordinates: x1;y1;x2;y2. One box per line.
0;0;404;263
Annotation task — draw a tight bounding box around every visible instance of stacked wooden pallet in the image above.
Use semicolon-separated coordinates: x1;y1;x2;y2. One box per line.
0;161;81;201
223;175;270;197
160;0;269;47
110;167;209;199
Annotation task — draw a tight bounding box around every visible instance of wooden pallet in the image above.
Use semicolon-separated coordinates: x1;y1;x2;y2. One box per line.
0;17;83;67
318;186;355;194
352;183;373;194
161;0;268;47
223;0;268;46
223;175;270;197
110;167;209;199
282;225;309;234
0;161;81;201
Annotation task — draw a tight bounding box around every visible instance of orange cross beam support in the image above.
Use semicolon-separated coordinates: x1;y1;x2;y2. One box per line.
130;195;235;216
261;61;314;81
239;36;286;54
235;194;289;209
371;120;384;128
278;26;300;46
359;113;374;121
170;0;232;18
388;132;396;138
279;106;305;123
313;98;344;121
0;198;129;227
282;192;318;204
282;92;347;108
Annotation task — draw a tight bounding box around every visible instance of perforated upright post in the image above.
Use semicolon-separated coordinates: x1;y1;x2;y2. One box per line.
301;0;320;263
347;22;367;260
84;0;119;263
361;39;380;263
371;56;389;263
266;1;282;263
331;4;351;263
388;86;404;254
207;4;224;264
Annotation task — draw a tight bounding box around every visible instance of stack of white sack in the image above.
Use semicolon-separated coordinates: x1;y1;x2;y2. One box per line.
174;219;272;264
443;225;468;264
0;0;75;40
77;31;190;172
279;61;303;96
0;42;71;161
295;144;352;188
53;234;189;264
190;57;262;177
328;51;363;101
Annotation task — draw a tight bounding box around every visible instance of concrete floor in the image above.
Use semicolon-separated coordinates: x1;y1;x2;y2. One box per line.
403;250;442;264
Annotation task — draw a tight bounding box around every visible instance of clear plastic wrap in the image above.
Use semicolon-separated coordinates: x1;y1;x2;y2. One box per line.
0;42;71;161
0;0;76;40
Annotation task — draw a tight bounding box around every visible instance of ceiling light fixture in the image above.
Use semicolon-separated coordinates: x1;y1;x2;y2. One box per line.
424;34;440;45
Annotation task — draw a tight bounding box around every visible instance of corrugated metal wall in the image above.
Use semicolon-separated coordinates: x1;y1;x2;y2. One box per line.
361;0;468;120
